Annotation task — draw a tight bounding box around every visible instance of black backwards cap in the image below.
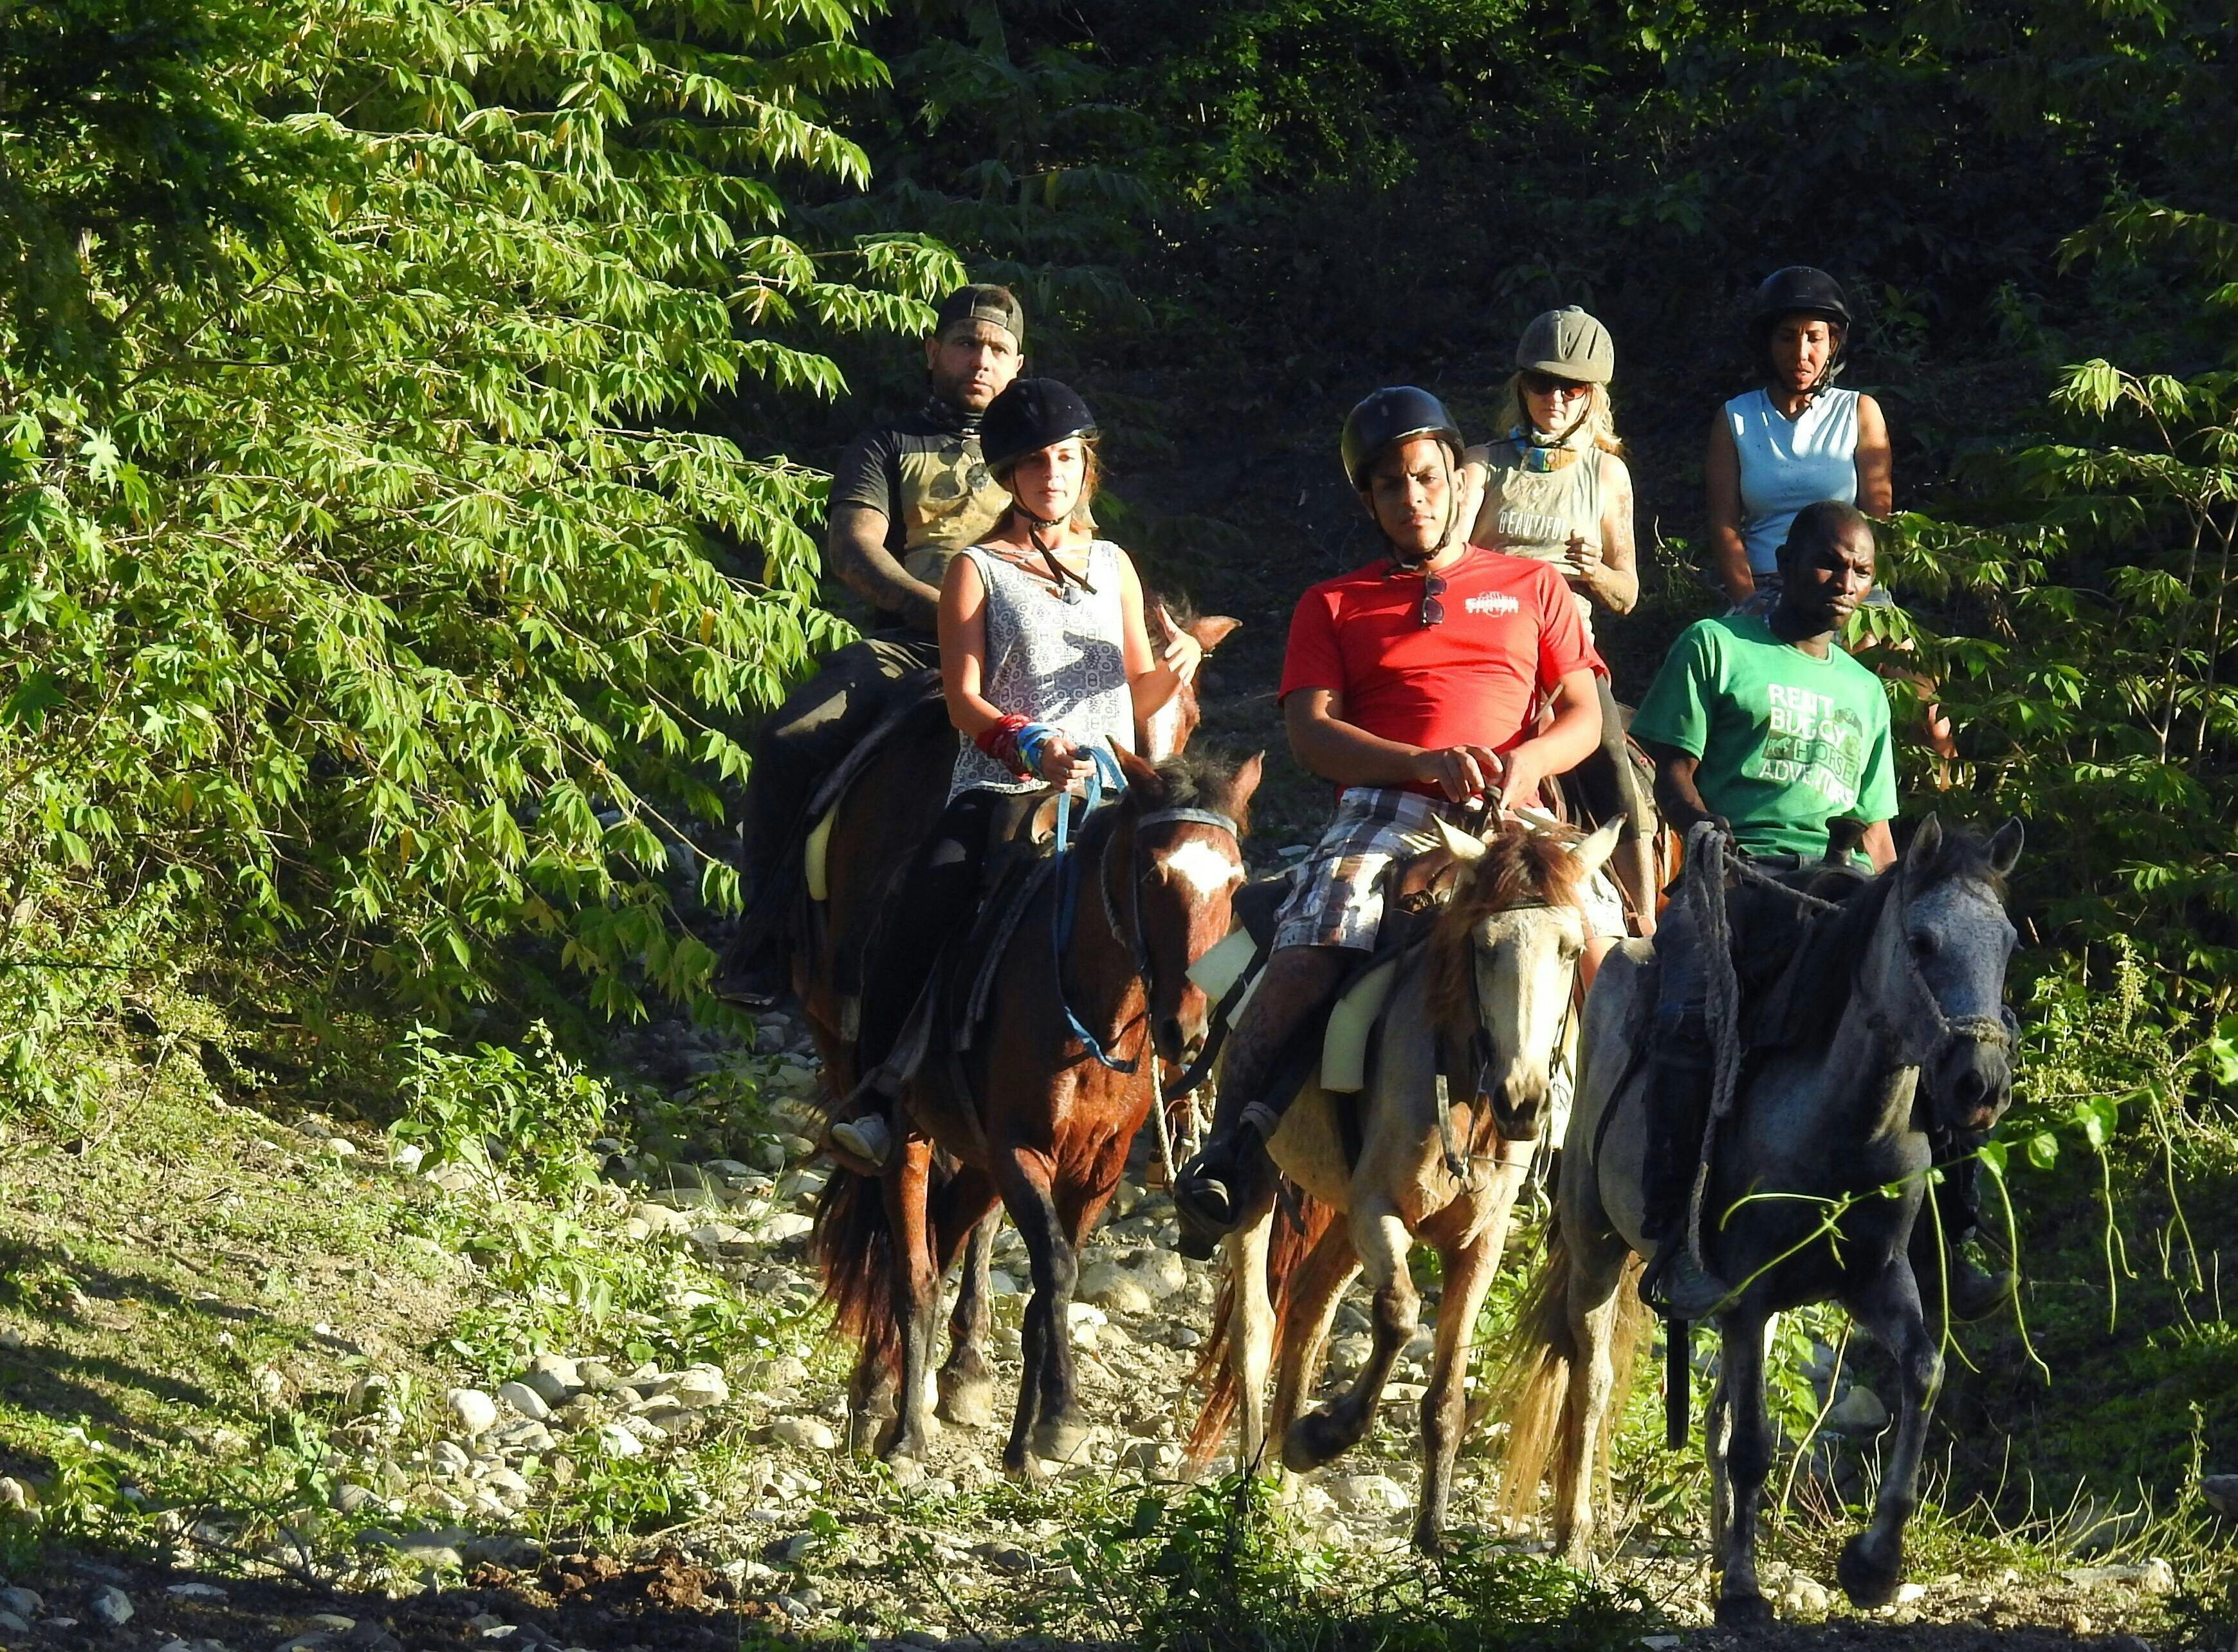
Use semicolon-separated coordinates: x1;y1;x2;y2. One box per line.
934;284;1025;347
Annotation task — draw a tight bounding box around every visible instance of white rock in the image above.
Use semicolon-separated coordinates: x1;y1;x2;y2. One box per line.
446;1388;499;1436
1779;1575;1832;1615
0;1613;27;1636
2061;1559;2177;1595
333;1483;378;1514
1130;1251;1189;1300
594;1422;645;1458
1077;1265;1155;1316
0;1588;41;1617
522;1355;580;1403
496;1381;551;1421
575;1359;620;1391
1065;1301;1108;1331
88;1586;133;1627
165;1584;227;1601
389;1142;425;1175
669;1367;729;1409
762;1213;815;1243
0;1476;26;1508
1321;1473;1409;1514
628;1202;695;1237
431;1440;473;1476
773;1416;838;1453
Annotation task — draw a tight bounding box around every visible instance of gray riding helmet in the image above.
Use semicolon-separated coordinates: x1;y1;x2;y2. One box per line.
1516;306;1615;384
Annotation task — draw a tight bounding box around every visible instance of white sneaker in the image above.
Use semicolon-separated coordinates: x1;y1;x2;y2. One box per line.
830;1114;893;1170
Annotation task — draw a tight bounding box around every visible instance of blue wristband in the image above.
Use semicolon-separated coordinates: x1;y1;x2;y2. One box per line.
1014;722;1061;774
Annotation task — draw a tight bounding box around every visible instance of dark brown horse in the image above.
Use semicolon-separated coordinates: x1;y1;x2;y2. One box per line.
786;609;1234;1428
816;748;1261;1471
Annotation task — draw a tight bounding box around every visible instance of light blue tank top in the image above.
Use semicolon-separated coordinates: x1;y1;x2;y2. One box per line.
1725;386;1860;573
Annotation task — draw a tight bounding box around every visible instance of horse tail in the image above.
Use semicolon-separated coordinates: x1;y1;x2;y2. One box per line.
1492;1221;1652;1521
812;1166;899;1382
1184;1189;1340;1472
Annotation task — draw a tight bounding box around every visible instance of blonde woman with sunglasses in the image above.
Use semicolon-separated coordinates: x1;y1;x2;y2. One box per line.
1460;307;1658;930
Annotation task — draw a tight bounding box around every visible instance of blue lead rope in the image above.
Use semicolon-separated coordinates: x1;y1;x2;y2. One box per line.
1047;743;1137;1072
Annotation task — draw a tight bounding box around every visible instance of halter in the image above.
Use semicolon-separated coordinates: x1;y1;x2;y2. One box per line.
1050;747;1241;1072
1873;865;2013;1070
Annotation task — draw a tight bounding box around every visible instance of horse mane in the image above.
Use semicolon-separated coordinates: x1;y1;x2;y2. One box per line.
1132;748;1254;839
1426;823;1586;1028
1748;824;2010;1056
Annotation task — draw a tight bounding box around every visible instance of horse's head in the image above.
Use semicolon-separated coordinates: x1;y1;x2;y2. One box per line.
1869;814;2026;1135
1141;599;1242;761
1428;814;1621;1139
1115;746;1262;1067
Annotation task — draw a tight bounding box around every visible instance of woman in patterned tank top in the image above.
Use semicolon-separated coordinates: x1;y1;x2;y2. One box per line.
834;380;1202;1170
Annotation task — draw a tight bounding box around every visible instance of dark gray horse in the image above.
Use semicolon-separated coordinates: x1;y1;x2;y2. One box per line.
1498;814;2023;1624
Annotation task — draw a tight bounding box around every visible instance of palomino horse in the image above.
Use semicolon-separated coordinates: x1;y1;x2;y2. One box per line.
789;607;1236;1427
1498;816;2022;1624
1188;816;1622;1552
818;748;1261;1471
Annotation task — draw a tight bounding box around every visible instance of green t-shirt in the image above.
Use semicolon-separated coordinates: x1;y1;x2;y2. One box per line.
1631;614;1899;861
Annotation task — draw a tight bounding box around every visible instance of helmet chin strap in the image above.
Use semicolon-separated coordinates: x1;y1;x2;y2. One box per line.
1026;509;1096;594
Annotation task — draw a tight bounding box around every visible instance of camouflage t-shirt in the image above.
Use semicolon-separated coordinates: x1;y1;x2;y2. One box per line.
1630;613;1899;861
829;398;1014;613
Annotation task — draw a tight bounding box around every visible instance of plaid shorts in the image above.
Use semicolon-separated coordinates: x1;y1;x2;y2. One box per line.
1272;787;1628;953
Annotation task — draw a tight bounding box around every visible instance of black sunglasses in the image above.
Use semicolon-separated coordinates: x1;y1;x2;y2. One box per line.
1521;370;1590;398
1418;573;1447;629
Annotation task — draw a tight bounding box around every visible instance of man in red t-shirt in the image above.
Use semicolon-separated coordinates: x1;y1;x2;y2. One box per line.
1175;387;1613;1247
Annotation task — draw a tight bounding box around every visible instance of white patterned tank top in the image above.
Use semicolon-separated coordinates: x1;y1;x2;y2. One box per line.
947;540;1137;800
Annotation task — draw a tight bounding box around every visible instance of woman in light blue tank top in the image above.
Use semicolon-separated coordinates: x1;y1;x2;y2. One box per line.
1705;267;1891;607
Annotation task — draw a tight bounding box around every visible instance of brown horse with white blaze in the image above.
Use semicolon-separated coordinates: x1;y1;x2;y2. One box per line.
785;608;1235;1429
817;747;1261;1471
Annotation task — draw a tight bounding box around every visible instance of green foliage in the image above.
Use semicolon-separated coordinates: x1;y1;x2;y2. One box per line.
1052;1476;1653;1652
1891;208;2238;996
390;1021;609;1198
0;0;962;1096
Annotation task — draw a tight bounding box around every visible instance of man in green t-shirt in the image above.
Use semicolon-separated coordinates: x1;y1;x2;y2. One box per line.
1628;501;1899;1315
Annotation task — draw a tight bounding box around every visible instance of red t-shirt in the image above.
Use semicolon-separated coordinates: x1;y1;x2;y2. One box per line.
1279;546;1605;794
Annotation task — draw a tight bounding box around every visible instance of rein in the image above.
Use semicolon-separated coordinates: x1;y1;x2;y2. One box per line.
1050;748;1240;1074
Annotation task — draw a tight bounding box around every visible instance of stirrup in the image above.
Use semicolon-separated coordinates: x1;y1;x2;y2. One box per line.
827;1116;893;1175
1640;1231;1734;1322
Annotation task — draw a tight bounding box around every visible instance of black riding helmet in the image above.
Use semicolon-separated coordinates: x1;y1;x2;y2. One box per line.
979;378;1097;479
1339;386;1465;491
1748;266;1858;381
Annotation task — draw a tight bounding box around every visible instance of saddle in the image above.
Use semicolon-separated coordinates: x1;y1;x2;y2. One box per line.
848;791;1078;1121
1177;840;1467;1171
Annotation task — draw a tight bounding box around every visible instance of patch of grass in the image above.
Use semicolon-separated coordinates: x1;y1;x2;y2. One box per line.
1049;1475;1654;1652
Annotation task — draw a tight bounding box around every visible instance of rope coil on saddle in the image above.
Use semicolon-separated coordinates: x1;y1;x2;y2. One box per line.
1678;821;1841;1275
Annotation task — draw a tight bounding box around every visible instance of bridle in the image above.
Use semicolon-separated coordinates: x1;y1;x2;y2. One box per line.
1050;747;1241;1073
1871;868;2013;1073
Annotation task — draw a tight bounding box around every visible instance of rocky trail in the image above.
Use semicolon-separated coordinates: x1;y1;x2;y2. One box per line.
0;994;2210;1652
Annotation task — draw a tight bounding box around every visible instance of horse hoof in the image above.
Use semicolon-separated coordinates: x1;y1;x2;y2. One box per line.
937;1370;997;1429
1837;1534;1901;1608
1715;1593;1775;1628
1031;1417;1092;1463
1282;1408;1354;1473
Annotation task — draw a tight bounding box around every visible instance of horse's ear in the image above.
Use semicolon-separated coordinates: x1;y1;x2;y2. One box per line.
1230;750;1265;807
1570;819;1622;879
1988;816;2024;876
1188;615;1242;652
1116;746;1168;804
1904;814;1944;881
1432;813;1486;864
